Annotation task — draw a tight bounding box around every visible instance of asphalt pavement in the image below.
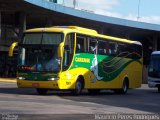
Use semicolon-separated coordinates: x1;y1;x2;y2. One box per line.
0;78;159;120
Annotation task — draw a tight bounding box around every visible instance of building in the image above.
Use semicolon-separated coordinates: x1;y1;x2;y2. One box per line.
0;0;160;81
47;0;63;4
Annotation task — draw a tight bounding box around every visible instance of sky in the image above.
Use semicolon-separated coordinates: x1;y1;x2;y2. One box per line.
63;0;160;25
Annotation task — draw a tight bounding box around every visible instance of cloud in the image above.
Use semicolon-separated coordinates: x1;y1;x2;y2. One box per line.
78;0;119;13
138;16;160;24
84;0;160;25
64;0;119;12
63;0;160;24
123;14;160;24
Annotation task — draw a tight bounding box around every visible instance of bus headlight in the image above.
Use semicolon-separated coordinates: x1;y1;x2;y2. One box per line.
48;77;59;81
17;77;26;80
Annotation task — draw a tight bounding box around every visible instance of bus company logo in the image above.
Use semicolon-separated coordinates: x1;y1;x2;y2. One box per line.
75;57;90;63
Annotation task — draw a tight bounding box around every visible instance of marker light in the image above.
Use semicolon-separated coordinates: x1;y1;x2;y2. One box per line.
17;77;25;80
48;77;59;81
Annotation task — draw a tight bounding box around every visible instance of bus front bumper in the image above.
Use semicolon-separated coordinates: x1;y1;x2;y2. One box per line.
148;77;160;88
17;79;75;90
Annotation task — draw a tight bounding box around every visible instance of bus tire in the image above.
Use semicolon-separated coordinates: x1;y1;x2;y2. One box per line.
114;79;129;94
71;78;83;95
88;89;100;95
120;79;129;94
36;88;48;95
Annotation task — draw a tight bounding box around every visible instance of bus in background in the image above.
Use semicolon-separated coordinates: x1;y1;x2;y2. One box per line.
148;51;160;92
9;26;143;95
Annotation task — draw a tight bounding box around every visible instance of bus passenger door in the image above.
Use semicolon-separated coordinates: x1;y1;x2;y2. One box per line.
62;33;75;71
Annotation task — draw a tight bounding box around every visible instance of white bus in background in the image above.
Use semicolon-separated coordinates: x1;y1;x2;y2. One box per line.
148;51;160;92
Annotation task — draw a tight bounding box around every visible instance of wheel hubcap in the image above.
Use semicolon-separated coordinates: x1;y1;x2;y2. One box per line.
123;83;127;92
76;82;82;93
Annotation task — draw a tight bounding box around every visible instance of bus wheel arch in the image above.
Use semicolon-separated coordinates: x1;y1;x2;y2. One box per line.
71;75;85;95
78;75;85;89
114;77;129;94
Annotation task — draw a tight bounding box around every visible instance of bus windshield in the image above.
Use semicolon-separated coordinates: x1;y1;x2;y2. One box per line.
148;54;160;77
23;32;63;45
18;32;64;73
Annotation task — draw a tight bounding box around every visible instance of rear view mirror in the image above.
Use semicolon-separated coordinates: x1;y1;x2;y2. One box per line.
9;42;18;57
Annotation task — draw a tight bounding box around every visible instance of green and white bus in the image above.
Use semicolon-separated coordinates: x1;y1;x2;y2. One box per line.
9;26;143;95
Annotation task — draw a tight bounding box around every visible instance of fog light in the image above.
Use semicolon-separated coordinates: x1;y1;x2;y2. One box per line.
17;77;25;80
48;77;59;81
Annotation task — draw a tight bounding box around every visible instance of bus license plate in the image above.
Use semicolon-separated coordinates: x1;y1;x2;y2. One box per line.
32;83;40;87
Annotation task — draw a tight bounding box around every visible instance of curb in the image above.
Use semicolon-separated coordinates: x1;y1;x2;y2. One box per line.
0;79;17;83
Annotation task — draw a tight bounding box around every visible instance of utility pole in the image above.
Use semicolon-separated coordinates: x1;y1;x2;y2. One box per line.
62;0;64;6
73;0;78;9
137;0;141;21
73;0;76;8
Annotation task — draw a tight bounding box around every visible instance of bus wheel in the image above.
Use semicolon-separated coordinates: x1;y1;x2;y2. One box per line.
114;79;128;94
71;78;83;95
88;89;100;95
36;88;48;95
158;86;160;93
120;80;129;94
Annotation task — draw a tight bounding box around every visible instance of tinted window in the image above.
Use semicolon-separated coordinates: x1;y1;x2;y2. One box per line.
108;41;118;56
23;33;63;45
88;37;97;54
98;40;108;55
76;36;86;53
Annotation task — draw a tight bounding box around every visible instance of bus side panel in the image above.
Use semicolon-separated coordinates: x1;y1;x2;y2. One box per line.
65;53;142;90
89;60;142;89
59;68;94;89
121;60;142;88
134;58;143;88
61;68;122;89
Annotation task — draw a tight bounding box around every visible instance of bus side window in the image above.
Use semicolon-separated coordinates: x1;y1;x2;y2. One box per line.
108;41;118;56
76;35;86;53
126;44;134;58
98;39;108;55
132;44;142;59
118;43;128;57
88;37;97;54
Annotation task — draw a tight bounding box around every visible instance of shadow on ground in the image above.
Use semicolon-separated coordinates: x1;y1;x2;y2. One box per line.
0;84;159;113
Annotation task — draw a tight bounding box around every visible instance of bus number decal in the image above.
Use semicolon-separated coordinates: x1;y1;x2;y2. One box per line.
66;82;71;85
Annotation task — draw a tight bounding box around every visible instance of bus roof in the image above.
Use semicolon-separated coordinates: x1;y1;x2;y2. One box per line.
25;26;141;45
25;26;97;34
